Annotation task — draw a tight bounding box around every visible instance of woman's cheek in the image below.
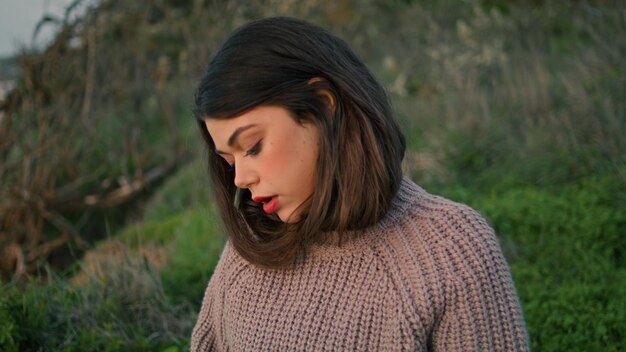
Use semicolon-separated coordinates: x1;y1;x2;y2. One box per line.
259;153;279;187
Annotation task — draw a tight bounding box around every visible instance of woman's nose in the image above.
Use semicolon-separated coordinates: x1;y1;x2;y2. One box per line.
233;162;257;189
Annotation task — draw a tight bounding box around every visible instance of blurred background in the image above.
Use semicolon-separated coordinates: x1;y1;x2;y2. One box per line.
0;0;624;350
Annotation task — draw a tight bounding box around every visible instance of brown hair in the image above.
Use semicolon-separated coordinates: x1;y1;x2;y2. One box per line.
194;17;405;268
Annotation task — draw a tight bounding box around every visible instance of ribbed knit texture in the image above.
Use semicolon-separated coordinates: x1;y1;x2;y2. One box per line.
191;177;529;351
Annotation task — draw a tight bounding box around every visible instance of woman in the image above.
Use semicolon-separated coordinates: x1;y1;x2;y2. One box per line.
191;17;529;351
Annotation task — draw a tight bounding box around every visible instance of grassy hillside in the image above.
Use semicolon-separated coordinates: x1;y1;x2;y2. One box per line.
1;0;624;350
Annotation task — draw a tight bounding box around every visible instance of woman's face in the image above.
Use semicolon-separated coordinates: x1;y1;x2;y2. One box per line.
204;105;319;223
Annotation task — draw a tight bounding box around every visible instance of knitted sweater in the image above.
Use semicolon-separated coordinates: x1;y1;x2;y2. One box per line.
191;178;529;351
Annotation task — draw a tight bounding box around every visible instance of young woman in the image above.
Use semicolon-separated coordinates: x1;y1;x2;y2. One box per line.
191;17;529;351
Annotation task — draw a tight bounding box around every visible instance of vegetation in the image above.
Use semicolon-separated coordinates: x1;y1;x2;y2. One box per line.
0;0;624;350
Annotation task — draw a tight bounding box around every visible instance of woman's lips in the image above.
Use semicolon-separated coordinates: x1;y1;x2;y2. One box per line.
252;195;279;215
262;197;278;214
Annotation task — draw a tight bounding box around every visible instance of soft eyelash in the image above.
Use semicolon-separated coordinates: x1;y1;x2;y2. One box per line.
226;140;261;170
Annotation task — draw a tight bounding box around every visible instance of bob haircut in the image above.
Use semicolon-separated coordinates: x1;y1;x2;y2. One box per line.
194;17;406;268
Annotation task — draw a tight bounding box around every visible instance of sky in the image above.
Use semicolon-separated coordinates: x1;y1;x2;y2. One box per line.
0;0;84;57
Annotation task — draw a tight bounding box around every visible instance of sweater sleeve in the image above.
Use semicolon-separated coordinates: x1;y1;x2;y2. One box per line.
429;205;529;352
190;242;231;352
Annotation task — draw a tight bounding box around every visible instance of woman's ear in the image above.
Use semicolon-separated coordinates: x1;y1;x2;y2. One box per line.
308;77;336;113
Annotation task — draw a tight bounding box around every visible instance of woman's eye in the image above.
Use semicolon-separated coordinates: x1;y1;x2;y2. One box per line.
245;140;262;157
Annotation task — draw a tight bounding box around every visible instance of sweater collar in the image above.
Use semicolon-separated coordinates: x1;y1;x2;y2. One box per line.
304;176;424;260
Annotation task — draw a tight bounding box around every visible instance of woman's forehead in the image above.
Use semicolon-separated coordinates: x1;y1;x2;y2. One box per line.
204;106;295;147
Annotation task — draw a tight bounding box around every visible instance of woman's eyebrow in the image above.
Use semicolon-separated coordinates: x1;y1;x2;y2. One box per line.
228;124;257;147
215;124;258;155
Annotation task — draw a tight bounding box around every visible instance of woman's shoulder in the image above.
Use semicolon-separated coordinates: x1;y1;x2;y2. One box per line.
381;176;492;233
377;176;505;281
376;178;529;351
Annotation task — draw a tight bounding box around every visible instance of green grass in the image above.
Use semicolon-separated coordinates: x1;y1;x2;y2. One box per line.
118;158;226;305
118;207;226;306
0;160;225;351
0;266;192;352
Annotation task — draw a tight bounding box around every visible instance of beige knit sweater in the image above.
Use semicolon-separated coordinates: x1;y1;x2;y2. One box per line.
191;178;529;351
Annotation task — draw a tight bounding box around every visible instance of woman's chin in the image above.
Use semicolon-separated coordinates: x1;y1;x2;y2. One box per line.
278;209;299;224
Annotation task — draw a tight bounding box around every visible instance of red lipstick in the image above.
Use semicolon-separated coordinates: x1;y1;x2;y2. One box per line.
252;195;279;215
